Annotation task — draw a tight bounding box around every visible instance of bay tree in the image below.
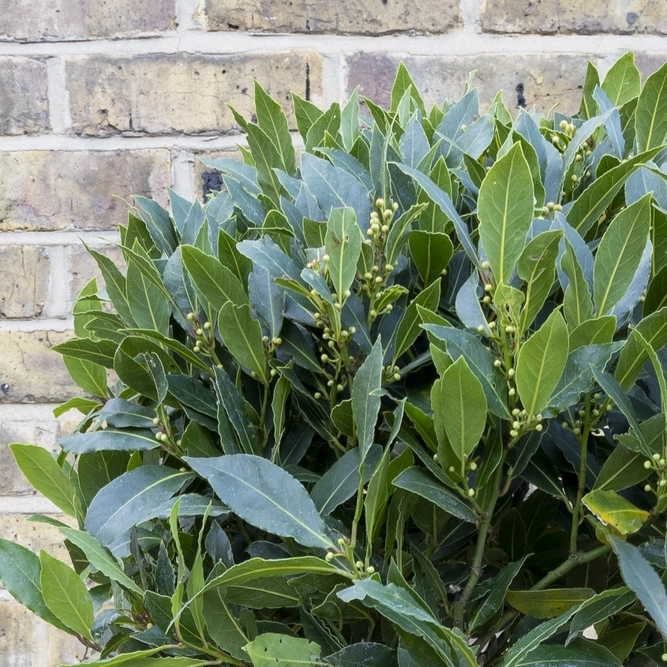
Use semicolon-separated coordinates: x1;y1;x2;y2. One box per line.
3;54;667;666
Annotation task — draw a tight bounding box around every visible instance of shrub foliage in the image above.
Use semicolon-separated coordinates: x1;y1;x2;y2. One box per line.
4;53;667;666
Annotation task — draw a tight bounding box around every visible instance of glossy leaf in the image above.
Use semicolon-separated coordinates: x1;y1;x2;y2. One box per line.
85;467;193;547
593;193;651;315
635;60;667;151
9;444;77;516
352;338;383;461
40;551;94;641
244;633;322;667
437;357;487;461
516;309;569;416
582;490;649;535
325;207;363;300
478;143;534;284
218;303;267;384
609;535;667;640
185;455;334;550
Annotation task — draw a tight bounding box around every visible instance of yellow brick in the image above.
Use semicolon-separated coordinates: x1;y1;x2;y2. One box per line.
0;420;58;497
480;0;667;34
0;246;50;319
63;53;324;136
198;0;460;34
0;330;78;403
0;601;85;666
0;150;170;232
346;53;590;116
0;0;175;41
0;57;48;135
0;514;73;557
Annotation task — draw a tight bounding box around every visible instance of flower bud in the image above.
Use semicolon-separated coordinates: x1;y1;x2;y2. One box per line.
510;429;518;437
376;198;385;208
314;392;322;399
187;312;196;321
325;552;334;562
337;384;344;392
323;254;330;263
349;326;357;334
367;565;376;573
469;462;477;471
645;484;652;493
393;373;401;381
484;283;493;292
481;261;490;270
152;417;160;425
645;460;653;469
509;388;516;397
654;453;661;461
535;423;543;432
449;466;456;473
356;561;364;569
494;359;502;368
344;289;352;298
270;369;277;377
468;488;475;497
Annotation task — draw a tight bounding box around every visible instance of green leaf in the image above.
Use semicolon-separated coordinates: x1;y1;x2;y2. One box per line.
293;92;324;143
40;550;94;641
579;61;600;120
58;428;159;455
181;244;248;311
391;63;425;115
609;535;667;640
635;60;667;152
202;556;344;596
394;278;442;362
85;467;193;547
214;366;258;455
516;309;569;416
352;337;383;462
341;579;477;666
84;244;134;325
57;527;143;596
311;445;381;516
0;539;68;631
327;643;397;667
409;231;453;288
644;264;667;315
325;207;363;300
59;648;181;666
517;230;561;331
64;357;108;398
229;107;284;205
98;397;156;429
218;302;267;384
52;337;118;368
392;467;476;523
593;193;651;315
254;80;296;176
500;603;586;667
244;633;322;667
9;444;77;516
569;317;616;350
568;147;662;235
567;587;635;644
202;586;250;661
602;52;641;106
562;239;593;329
593;447;649;491
185;455;334;550
582;490;648;535
438;357;487;462
518;646;621;666
507;588;595;618
615;306;667;390
421;325;510;418
478;143;534;284
341;87;360;151
126;258;170;335
469;557;527;631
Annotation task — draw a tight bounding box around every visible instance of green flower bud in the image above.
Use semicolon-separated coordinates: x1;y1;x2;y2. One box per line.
481;261;490;270
469;462;477;471
270;369;277;377
337;384;344;392
510;429;518;437
349;326;357;334
187;312;196;321
654;453;661;461
314;392;322;399
494;359;502;368
325;552;334;562
507;368;515;378
449;466;456;473
323;254;330;262
468;488;475;497
660;479;667;488
509;388;516;397
645;484;652;493
376;198;385;208
484;283;493;292
344;289;352;298
152;417;160;426
367;565;376;574
393;373;401;381
645;460;653;469
535;423;543;432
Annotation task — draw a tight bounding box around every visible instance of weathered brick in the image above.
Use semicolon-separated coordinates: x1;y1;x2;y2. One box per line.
480;0;667;34
0;57;48;135
0;0;176;41
68;243;126;303
0;246;50;319
0;514;73;556
198;0;459;34
0;420;58;496
0;330;77;403
64;52;323;136
0;150;170;232
634;53;667;81
0;600;85;666
346;53;590;116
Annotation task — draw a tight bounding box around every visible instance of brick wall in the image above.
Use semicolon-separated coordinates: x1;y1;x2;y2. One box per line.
0;0;665;663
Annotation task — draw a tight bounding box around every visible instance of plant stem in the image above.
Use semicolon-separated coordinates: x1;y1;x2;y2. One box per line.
350;460;366;550
570;393;591;554
476;544;612;653
454;456;505;628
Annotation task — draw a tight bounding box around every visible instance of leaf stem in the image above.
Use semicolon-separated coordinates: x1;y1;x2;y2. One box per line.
570;393;591;554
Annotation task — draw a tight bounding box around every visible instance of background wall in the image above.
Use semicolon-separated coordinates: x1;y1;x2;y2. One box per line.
0;0;665;663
